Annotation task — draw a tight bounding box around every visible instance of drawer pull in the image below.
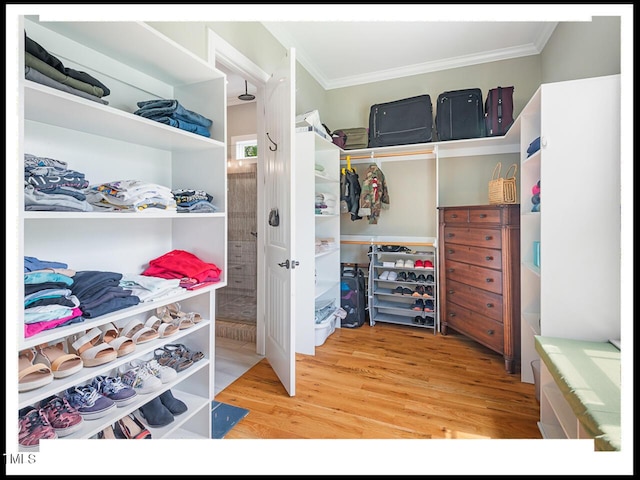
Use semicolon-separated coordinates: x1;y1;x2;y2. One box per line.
485;256;493;261
487;329;494;335
448;249;454;254
447;233;455;238
486;278;494;283
451;214;458;218
486;303;494;308
448;313;456;317
479;214;487;218
448;290;454;294
448;268;454;273
485;235;493;241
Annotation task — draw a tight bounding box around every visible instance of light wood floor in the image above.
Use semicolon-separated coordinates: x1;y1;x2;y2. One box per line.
215;321;542;440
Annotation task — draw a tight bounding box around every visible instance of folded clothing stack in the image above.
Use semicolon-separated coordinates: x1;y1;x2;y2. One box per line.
133;99;212;137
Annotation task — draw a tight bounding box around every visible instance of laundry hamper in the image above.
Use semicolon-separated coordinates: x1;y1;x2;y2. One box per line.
488;162;518;204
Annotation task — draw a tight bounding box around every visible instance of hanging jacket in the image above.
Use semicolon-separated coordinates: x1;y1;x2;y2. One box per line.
358;164;389;224
342;169;362;221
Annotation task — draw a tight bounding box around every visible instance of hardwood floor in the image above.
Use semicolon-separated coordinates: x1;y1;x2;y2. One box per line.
215;321;542;440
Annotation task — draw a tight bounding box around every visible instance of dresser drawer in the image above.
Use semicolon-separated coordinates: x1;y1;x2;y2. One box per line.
227;263;257;279
443;244;501;270
443;226;501;249
444;259;502;294
468;208;502;224
444;301;504;353
444;279;503;322
442;208;469;223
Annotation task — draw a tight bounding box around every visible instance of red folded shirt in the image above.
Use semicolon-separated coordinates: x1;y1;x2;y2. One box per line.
142;249;221;283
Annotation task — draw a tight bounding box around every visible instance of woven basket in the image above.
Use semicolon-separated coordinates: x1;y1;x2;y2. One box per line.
488;162;518;204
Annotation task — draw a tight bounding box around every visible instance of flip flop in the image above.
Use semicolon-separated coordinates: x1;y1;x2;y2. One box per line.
35;342;83;378
19;348;54;392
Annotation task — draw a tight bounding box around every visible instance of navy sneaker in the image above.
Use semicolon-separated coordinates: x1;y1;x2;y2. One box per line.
424;299;435;312
392;286;404;295
92;375;137;407
426;274;434;283
407;272;417;282
416;274;427;284
396;272;407;282
64;385;116;420
411;299;424;311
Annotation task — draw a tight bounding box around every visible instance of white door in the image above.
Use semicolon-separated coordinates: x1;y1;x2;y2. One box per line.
263;49;296;396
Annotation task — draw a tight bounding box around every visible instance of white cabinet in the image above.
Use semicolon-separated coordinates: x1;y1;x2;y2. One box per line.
368;243;438;332
519;74;621;384
294;130;341;355
17;16;227;444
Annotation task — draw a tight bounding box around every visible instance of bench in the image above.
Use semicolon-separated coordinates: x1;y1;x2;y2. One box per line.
534;335;621;451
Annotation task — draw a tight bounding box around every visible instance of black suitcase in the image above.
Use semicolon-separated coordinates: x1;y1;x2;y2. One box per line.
340;264;367;328
435;88;485;141
484;86;515;136
368;94;433;148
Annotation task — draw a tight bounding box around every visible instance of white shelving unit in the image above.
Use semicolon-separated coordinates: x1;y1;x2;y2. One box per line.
519;74;622;386
368;243;438;332
294;130;341;355
17;16;227;445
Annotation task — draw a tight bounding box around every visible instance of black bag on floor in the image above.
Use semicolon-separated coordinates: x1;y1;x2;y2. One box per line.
368;94;433;148
435;88;485;141
484;86;515;136
340;264;367;328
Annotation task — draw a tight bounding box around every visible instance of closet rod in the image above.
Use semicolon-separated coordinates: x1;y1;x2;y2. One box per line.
340;150;434;160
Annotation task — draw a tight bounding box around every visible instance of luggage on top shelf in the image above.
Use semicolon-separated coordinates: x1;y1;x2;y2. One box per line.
484;86;515;137
368;94;433;148
435;88;484;141
336;127;369;150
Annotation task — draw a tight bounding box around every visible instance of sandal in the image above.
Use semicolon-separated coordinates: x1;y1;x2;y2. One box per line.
145;315;178;338
35;342;83;378
120;319;159;344
117;414;152;439
164;343;204;363
153;347;193;372
19;348;54;392
99;323;136;357
167;302;203;324
69;328;118;367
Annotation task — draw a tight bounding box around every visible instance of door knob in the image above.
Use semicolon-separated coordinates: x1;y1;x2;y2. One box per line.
278;259;290;269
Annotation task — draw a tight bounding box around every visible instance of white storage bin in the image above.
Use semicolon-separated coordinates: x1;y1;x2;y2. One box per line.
315;314;336;347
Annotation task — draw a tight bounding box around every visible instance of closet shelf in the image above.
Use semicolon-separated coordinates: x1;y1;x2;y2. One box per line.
23;211;226;220
24;81;225;151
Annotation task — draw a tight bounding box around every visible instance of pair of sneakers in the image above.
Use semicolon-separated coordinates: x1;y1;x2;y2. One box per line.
119;358;177;395
411;299;435;312
415;259;434;269
412;316;435;327
395;259;415;269
379;271;398;281
18;395;86;448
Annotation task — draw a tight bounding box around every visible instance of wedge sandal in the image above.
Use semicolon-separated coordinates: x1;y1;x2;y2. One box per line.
69;328;118;368
35;342;83;378
145;315;178;338
99;323;136;357
19;348;54;392
120;318;159;344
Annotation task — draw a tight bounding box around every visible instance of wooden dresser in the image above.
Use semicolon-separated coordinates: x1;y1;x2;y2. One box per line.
438;204;520;373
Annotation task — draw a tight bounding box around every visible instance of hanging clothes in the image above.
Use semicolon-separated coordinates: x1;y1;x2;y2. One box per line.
358;164;389;225
341;168;362;221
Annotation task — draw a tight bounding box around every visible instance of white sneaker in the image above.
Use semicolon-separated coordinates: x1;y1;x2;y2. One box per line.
405;259;415;269
387;271;398;281
395;259;405;268
379;271;390;280
119;363;162;394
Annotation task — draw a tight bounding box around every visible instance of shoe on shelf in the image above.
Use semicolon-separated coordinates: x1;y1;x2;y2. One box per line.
387;271;398;281
98;322;136;357
412;285;426;297
38;395;84;437
392;286;404;295
128;358;177;384
379;271;390;280
34;342;83;379
402;287;413;295
138;396;174;427
18;406;57;449
18;348;54;392
424;285;434;297
64;385;117;420
159;389;188;416
394;259;405;268
92;375;138;407
415;260;425;269
424;299;435;312
119;362;163;394
97;423;125;439
426;274;434;283
411;299;424;311
425;316;435;327
407;272;417;282
404;259;415;269
68;328;118;367
424;260;434;268
117;414;152;439
416;274;427;283
412;316;425;325
395;272;406;282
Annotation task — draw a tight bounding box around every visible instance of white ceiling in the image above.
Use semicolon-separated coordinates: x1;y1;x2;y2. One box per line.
222;20;557;105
